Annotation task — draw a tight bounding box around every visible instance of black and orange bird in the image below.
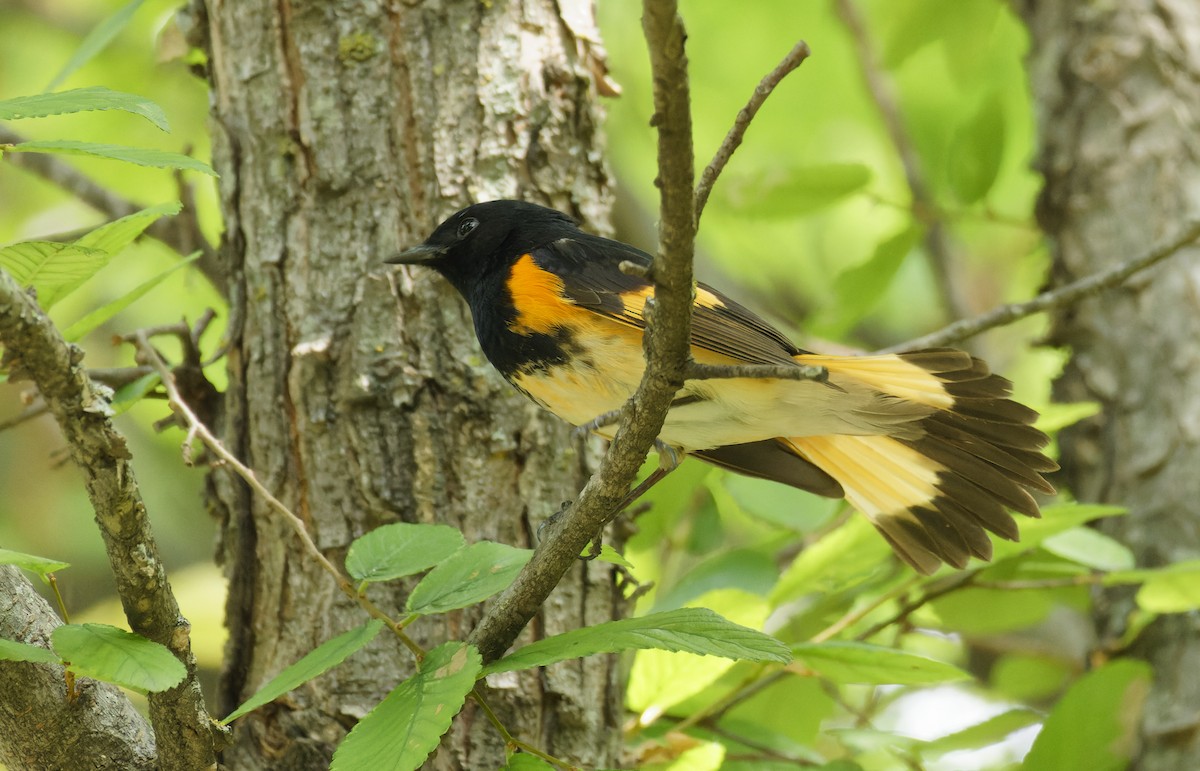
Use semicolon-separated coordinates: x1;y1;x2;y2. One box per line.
387;200;1057;574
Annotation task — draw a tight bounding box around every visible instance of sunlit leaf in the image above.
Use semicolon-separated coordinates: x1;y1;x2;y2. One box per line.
63;251;200;341
1135;568;1200;613
0;241;106;308
823;224;923;335
790;641;969;685
921;708;1041;757
0;547;70;577
44;0;148;92
406;541;532;615
770;516;891;607
331;642;481;771
591;544;634;569
223;620;384;723
990;503;1126;563
1035;401;1101;433
723;163;872;218
0;637;62;665
1023;660;1151;771
51;623;185;693
0;87;167;130
484;607;790;676
6;141;216;176
345;523;465;584
1041;528;1134;572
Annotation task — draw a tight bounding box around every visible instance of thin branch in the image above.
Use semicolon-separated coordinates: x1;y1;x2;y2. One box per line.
694;40;811;223
0;401;49;433
834;0;966;320
467;0;698;665
853;570;977;641
685;360;827;383
0;270;223;769
0;125;222;294
881;218;1200;353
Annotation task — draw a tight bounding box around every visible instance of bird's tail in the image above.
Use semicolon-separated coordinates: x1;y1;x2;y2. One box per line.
785;349;1057;574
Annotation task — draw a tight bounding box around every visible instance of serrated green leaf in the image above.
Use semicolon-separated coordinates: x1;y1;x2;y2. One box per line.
824;224;923;335
948;91;1006;204
0;241;107;308
724;163;872;218
0;547;70;576
345;523;465;584
0;637;62;665
502;754;556;771
64;251;200;341
790;641;969;685
922;708;1041;757
1023;660;1151;771
1041;528;1134;572
223;620;384;724
74;201;182;254
990;503;1126;563
483;607;791;676
331;642;481;771
6;141;216;176
45;0;147;92
51;623;185;693
406;541;532;615
0;87;167;131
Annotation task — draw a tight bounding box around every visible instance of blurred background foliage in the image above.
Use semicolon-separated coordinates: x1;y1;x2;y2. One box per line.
0;0;1162;769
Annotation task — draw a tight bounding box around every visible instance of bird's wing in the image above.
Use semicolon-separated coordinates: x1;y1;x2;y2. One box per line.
535;234;805;366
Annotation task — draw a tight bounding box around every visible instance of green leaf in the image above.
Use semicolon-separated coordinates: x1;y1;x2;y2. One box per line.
51;623;185;693
990;503;1126;563
770;516;892;607
1035;401;1101;433
824;224;923;335
502;754;556;771
483;607;791;676
6;141;216;176
110;372;161;415
1023;660;1152;771
74;201;183;254
790;641;969;685
0;637;62;665
406;541;532;615
0;87;167;130
44;0;147;92
1135;567;1200;613
947;91;1006;204
0;547;70;577
64;251;201;341
1041;528;1134;572
345;523;466;584
661;741;726;771
0;241;107;308
223;620;385;723
922;708;1041;757
331;642;481;771
724;163;872;218
591;544;634;569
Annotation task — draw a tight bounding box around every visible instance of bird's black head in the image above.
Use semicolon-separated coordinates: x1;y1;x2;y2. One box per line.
387;200;578;299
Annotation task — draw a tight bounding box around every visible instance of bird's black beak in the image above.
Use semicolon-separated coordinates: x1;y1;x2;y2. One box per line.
385;243;445;265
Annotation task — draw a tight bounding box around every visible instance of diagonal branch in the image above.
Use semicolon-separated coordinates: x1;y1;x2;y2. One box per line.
468;0;697;665
0;125;223;294
834;0;966;321
695;40;811;224
0;270;225;770
881;218;1200;353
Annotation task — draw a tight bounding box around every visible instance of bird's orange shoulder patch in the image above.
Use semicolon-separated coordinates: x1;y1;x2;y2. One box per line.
507;253;573;335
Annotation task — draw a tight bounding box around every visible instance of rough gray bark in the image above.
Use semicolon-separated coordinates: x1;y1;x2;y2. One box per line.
1018;2;1200;767
198;0;621;767
0;567;157;771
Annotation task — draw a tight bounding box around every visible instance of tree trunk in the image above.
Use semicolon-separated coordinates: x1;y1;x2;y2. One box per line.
198;1;621;767
1018;2;1200;767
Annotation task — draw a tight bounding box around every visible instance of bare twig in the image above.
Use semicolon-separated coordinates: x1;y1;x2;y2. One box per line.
0;125;222;293
882;218;1200;353
694;40;811;223
686;360;827;383
0;269;223;769
834;0;966;320
467;0;698;665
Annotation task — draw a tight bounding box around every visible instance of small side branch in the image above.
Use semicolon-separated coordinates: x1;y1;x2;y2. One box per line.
882;218;1200;353
685;360;827;383
0;270;223;769
694;40;811;223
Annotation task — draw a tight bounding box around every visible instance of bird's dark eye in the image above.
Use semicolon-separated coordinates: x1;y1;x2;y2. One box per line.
457;218;479;238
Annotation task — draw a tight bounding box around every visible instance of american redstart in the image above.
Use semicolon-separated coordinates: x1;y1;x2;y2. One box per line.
388;200;1056;574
